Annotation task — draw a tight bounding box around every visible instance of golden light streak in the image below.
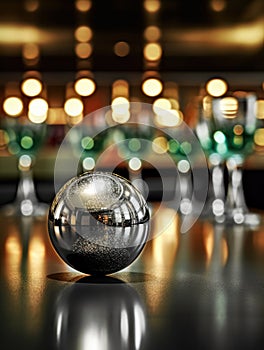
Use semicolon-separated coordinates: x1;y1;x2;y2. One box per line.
221;238;228;266
4;234;22;300
0;24;71;45
143;207;179;314
203;223;214;268
27;233;46;328
165;17;264;53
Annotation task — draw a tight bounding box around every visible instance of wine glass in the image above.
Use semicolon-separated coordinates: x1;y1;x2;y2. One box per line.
66;107;114;174
1;112;48;217
112;104;155;198
211;91;259;225
166;134;194;216
153;101;199;217
195;95;226;221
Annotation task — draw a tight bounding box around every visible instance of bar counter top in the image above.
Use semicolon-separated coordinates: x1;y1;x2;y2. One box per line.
1;205;264;349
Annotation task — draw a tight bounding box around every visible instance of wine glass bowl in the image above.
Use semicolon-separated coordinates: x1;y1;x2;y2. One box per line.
69;123;112;173
5;115;46;158
115;123;154;161
112;104;156;198
211;91;259;225
164;133;194;215
1;113;48;217
211;93;256;161
196;95;231;220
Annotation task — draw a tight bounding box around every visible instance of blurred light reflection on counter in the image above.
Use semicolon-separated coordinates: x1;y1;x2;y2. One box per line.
142;206;179;314
2;208;264;348
4;229;22;302
27;223;46;327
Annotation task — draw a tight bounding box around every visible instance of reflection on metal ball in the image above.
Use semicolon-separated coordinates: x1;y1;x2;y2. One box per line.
48;172;150;275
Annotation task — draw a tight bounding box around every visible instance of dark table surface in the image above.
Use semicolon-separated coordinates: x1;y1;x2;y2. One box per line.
1;204;264;350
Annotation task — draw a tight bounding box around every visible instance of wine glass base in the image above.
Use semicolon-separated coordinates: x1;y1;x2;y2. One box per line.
219;210;261;228
197;203;261;228
0;200;49;219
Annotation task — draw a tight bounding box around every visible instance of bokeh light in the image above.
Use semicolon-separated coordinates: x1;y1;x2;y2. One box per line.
256;99;264;119
22;43;40;60
128;157;142;171
210;0;226;12
144;26;161;42
28;97;48;123
153;98;171;114
114;41;130;57
178;159;191;173
142;78;163;97
19;154;32;168
82;157;95;170
112;80;129;99
21;78;42;97
254;129;264;147
75;42;93;59
111;96;130;109
152;136;168;154
206;78;228;97
155;109;183;127
143;43;162;61
74;77;96;96
75;0;92;12
233;124;244;136
64;97;84;117
21;136;33;149
219;97;238;118
74;26;93;42
3;97;24;117
111;97;130;123
143;0;161;13
24;0;39;12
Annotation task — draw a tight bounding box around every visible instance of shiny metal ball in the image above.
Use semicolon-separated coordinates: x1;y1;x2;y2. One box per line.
48;172;150;275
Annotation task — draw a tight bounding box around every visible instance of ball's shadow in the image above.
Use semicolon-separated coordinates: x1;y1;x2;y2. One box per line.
47;271;155;284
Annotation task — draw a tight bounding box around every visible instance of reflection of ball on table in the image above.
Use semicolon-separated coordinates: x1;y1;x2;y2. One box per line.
54;278;147;350
48;172;150;275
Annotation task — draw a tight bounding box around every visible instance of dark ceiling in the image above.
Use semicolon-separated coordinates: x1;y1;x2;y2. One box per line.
0;0;263;76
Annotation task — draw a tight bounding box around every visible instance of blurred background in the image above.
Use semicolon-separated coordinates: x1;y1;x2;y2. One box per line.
0;0;263;211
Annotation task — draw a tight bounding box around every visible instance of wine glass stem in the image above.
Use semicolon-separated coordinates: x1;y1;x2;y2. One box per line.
16;167;38;204
179;170;192;200
226;163;247;214
128;167;144;192
211;164;225;200
178;169;193;215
